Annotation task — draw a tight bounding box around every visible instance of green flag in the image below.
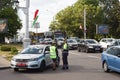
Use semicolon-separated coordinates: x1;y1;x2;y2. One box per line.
32;16;39;27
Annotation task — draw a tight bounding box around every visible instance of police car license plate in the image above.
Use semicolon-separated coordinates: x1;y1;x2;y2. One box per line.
16;62;26;67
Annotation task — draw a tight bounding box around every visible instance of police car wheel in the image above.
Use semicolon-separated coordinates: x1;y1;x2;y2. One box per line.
14;68;19;72
39;61;46;72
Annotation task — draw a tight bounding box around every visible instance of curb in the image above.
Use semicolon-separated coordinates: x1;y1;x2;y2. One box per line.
0;66;11;70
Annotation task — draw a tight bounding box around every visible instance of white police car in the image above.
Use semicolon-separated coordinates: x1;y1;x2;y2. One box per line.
11;45;60;72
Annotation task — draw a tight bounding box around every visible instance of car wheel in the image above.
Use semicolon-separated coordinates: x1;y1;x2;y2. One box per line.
103;62;110;72
14;68;19;72
39;61;46;72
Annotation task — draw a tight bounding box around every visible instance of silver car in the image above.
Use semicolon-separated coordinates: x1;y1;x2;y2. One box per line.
11;45;60;72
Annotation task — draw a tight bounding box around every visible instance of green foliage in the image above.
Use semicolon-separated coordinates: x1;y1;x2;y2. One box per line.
1;45;11;51
49;0;120;39
0;7;22;38
11;47;18;55
0;0;11;11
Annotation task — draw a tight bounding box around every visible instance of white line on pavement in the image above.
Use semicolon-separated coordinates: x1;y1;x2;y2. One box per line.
70;53;81;55
87;55;100;59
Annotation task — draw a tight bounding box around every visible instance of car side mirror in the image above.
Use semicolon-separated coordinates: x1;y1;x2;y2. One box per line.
45;51;49;54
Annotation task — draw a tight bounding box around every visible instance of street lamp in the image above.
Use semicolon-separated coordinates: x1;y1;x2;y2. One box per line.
13;0;31;48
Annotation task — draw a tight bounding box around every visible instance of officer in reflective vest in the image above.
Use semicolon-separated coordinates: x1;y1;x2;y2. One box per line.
62;40;69;70
50;41;58;70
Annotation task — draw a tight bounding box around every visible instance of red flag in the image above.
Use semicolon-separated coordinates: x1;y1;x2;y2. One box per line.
34;9;39;19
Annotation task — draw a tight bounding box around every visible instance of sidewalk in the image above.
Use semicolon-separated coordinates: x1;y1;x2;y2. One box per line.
0;56;11;70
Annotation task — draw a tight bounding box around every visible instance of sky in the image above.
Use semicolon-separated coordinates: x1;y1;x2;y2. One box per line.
18;0;77;33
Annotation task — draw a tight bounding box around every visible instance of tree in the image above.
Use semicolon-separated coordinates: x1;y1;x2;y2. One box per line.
49;0;120;39
50;0;101;38
0;0;22;43
99;0;120;38
0;0;11;11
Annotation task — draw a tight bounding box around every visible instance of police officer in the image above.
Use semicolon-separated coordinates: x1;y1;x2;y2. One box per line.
61;39;69;70
50;41;58;70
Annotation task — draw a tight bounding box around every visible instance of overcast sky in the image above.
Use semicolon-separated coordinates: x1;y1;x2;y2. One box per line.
18;0;77;33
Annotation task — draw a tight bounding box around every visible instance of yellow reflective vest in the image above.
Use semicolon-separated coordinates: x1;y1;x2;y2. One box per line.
63;43;67;50
50;46;57;59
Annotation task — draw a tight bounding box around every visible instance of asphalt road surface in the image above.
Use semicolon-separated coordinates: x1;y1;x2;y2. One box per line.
0;50;120;80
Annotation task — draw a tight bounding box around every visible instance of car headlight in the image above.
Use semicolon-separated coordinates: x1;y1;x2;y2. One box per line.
29;58;39;61
88;45;93;48
69;44;72;46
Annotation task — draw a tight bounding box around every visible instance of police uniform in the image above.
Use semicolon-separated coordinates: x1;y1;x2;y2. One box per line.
50;43;58;70
62;42;69;69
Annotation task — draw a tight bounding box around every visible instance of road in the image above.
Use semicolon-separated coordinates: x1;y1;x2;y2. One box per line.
0;50;120;80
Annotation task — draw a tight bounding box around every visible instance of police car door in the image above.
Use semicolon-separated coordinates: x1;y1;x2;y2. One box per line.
44;46;52;66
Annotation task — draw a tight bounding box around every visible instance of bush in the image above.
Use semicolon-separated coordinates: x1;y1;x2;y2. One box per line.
1;45;11;51
11;47;18;55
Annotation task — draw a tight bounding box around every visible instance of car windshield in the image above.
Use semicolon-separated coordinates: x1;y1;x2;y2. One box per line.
21;47;43;54
107;39;113;42
67;40;76;43
86;40;98;44
114;48;120;55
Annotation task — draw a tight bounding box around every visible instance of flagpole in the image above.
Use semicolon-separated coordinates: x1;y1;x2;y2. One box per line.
84;8;86;39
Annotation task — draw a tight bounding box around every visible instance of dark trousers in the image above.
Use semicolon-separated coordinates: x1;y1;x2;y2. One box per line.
62;52;68;68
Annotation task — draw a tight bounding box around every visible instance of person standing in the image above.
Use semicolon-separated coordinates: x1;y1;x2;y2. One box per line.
61;39;69;70
50;41;58;70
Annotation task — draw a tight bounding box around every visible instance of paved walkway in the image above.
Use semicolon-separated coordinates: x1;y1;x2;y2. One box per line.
0;56;10;70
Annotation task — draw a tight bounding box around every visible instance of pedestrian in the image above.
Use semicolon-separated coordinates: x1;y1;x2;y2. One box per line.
61;39;69;70
50;41;58;70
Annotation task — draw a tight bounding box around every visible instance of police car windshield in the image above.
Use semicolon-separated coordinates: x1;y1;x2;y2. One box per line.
21;47;43;54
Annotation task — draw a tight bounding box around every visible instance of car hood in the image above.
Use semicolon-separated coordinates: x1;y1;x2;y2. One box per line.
13;54;43;59
68;43;78;45
88;43;101;46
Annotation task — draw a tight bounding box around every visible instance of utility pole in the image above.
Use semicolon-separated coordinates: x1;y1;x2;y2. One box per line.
13;0;31;48
84;8;86;39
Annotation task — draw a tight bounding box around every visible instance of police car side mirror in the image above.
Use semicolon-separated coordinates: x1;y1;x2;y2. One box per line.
45;51;49;54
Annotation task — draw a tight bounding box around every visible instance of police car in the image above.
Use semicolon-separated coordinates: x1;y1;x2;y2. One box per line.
11;45;60;72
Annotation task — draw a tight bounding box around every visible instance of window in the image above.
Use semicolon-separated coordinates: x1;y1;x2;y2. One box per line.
45;46;50;52
107;47;120;56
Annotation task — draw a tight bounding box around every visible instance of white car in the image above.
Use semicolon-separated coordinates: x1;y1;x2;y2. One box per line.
11;45;60;72
99;38;116;49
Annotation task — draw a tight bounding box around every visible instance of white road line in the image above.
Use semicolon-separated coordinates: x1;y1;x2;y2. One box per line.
87;55;100;59
70;52;101;59
70;53;81;55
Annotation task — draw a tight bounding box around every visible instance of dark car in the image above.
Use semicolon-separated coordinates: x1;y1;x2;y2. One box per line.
78;39;103;53
101;46;120;73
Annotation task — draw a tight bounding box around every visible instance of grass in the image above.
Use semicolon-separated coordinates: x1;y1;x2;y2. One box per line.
0;43;23;61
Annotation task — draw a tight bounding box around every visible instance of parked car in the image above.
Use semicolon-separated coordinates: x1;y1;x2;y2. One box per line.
107;39;120;48
67;39;78;50
78;39;103;53
11;44;60;72
55;38;64;48
41;38;53;45
101;46;120;73
99;38;116;49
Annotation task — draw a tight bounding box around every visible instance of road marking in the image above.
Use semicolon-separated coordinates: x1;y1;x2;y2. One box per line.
88;55;100;59
70;53;81;55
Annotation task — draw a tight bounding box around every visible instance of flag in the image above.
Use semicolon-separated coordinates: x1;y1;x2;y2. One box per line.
32;9;39;27
34;9;39;19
